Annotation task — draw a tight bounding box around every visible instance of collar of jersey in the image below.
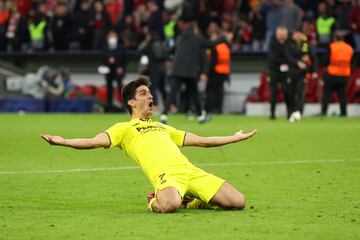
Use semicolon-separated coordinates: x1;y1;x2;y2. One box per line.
131;118;152;123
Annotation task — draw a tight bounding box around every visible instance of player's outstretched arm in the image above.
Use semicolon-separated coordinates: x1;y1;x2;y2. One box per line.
41;133;110;149
183;130;257;148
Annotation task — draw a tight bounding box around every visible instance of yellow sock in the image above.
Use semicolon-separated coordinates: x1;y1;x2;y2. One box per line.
186;199;220;210
148;197;157;212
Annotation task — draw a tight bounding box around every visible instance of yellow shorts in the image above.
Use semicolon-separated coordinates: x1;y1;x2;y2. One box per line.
152;166;225;203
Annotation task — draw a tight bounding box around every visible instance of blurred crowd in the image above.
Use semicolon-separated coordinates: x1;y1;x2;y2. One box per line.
1;0;360;53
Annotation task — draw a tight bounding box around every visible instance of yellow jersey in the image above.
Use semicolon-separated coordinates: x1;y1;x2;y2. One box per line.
105;118;193;183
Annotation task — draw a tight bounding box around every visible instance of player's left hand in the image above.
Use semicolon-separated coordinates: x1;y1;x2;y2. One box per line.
41;135;66;146
234;130;257;141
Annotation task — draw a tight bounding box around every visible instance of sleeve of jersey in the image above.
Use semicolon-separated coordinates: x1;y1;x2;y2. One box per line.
104;123;126;148
165;125;186;147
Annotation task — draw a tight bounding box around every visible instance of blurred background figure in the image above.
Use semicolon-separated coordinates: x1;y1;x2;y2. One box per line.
267;26;292;120
73;0;93;50
91;0;111;50
49;1;72;51
322;31;353;117
0;0;9;51
27;2;49;51
146;0;164;41
316;2;335;48
160;21;209;124
261;0;282;51
99;31;126;112
280;0;303;33
5;2;27;51
350;0;360;51
41;67;65;97
248;3;265;51
205;22;231;114
285;29;317;122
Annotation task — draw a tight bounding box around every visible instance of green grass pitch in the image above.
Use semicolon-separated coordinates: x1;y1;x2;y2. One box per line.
0;114;359;240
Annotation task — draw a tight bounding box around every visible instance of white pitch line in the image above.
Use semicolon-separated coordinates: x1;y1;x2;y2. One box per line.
0;159;358;175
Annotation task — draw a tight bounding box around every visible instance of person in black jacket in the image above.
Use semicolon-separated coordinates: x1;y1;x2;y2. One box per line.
285;29;317;122
101;31;126;112
73;0;93;50
160;21;210;124
91;0;111;50
49;2;72;51
268;26;293;120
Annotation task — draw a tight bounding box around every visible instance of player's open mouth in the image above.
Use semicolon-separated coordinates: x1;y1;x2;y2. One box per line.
149;102;153;108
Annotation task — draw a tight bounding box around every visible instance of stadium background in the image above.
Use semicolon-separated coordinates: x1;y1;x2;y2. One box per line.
0;0;360;115
1;1;360;239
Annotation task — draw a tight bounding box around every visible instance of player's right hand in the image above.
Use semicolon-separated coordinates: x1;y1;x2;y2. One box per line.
41;135;65;146
234;130;257;141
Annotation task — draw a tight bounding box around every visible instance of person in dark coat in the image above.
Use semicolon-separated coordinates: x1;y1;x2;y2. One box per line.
101;31;127;112
90;0;111;50
160;21;210;124
49;2;72;51
73;0;93;50
267;26;293;120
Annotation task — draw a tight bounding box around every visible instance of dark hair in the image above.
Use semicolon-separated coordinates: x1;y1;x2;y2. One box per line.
122;75;151;115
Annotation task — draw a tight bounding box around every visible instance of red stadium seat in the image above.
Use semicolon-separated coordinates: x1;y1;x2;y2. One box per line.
347;68;360;103
95;86;107;103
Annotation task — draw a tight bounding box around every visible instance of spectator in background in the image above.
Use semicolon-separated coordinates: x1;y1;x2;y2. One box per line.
322;31;353;117
248;3;265;51
43;0;58;17
295;0;317;18
197;0;212;36
0;0;9;51
14;0;31;17
27;3;49;51
220;18;234;45
116;14;139;49
106;0;124;28
301;18;317;47
132;3;147;35
350;0;360;51
160;21;210;124
285;29;317;122
280;0;303;33
101;31;126;112
267;26;293;120
336;0;353;45
5;2;27;51
147;0;164;40
41;67;65;97
49;2;72;51
91;0;111;49
205;22;231;114
324;0;337;17
261;0;282;50
73;0;93;50
316;2;335;48
233;17;253;52
163;9;178;48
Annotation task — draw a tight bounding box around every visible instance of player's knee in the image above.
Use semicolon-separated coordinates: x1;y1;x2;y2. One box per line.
230;194;246;210
232;194;246;210
159;199;181;213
